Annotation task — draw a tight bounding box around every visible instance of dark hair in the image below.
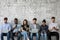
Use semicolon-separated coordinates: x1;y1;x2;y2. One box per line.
33;18;37;20
14;18;18;21
23;19;28;25
51;17;55;19
4;17;8;20
42;19;46;23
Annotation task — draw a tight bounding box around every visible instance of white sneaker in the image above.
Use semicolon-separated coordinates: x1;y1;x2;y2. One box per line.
27;37;29;40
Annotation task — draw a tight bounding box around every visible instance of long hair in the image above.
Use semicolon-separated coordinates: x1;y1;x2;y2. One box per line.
23;19;28;25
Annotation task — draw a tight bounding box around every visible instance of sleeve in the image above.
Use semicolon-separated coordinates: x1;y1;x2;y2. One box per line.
18;24;21;31
39;26;42;32
0;25;3;33
8;24;12;31
56;23;59;29
46;25;49;31
48;24;51;30
29;24;31;29
0;25;2;32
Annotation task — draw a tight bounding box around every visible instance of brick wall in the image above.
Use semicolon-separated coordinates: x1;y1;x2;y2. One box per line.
0;0;60;25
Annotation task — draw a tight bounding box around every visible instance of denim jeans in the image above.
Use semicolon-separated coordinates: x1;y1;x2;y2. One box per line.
30;33;39;40
18;31;28;40
40;32;47;40
17;32;22;40
11;32;19;40
1;32;10;40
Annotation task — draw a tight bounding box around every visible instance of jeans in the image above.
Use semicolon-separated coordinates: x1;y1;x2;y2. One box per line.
1;32;10;40
40;32;47;40
17;32;22;40
11;32;18;40
30;33;39;40
18;31;28;40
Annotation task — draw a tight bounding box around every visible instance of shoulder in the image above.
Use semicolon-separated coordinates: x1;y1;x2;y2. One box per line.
55;23;58;25
26;25;29;28
30;24;33;26
37;24;40;26
46;25;48;27
40;25;42;27
0;24;2;28
7;23;11;26
27;25;29;27
49;23;52;26
46;25;49;28
17;24;21;26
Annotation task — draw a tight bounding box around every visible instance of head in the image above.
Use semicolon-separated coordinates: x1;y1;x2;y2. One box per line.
4;17;8;23
51;17;55;23
42;19;46;26
23;19;28;25
14;18;18;24
32;18;37;24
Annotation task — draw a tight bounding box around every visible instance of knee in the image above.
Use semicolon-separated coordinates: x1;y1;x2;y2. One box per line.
7;33;10;36
41;33;43;36
31;33;33;36
36;33;38;36
1;33;3;36
18;33;21;37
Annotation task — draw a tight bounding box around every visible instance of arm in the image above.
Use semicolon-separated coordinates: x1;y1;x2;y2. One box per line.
46;25;49;33
0;25;3;33
48;24;53;31
53;27;59;31
39;26;41;33
8;24;12;32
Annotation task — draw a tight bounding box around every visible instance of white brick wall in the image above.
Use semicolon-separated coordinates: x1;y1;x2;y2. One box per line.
0;0;60;24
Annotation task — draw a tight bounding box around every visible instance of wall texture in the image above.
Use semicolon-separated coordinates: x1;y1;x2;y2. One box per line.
0;0;60;25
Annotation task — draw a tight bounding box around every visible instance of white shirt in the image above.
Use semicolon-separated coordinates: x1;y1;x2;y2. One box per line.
13;24;21;33
1;23;11;33
49;22;59;32
33;24;36;29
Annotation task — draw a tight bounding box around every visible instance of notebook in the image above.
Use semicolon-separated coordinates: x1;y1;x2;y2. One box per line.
30;29;39;33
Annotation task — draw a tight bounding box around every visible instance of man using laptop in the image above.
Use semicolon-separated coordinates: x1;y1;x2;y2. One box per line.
30;18;40;40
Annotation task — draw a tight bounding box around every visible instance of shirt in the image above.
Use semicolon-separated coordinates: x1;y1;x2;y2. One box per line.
33;24;36;29
13;24;21;33
21;25;29;32
1;23;11;33
49;22;59;32
30;24;40;33
40;25;48;33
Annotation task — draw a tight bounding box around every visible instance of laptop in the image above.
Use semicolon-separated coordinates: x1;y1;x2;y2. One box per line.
30;29;39;33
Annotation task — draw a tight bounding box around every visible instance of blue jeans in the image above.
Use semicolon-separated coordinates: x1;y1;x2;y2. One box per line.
40;32;47;40
17;32;22;40
30;33;39;40
18;31;28;40
1;32;10;40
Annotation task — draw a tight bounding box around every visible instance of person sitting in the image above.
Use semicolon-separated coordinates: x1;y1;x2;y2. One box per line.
39;19;48;40
11;18;21;40
48;17;59;40
30;18;40;40
1;17;11;40
17;19;30;40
